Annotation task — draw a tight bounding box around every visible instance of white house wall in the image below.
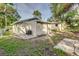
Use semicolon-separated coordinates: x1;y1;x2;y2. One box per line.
42;24;48;34
13;25;19;34
13;21;38;38
29;21;37;37
36;23;45;36
12;19;60;39
42;24;56;34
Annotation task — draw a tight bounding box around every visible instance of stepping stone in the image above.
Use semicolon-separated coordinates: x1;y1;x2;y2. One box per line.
54;38;79;55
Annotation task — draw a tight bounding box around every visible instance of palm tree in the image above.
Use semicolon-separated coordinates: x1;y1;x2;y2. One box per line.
0;3;20;28
33;10;42;19
50;3;77;31
0;3;21;36
50;3;73;21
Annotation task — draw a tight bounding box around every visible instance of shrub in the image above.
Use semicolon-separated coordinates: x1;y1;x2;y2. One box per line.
51;34;64;45
3;30;12;36
52;29;57;32
53;48;67;56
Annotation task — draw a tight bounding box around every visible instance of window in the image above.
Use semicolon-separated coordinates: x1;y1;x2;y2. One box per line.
25;25;32;35
55;24;58;27
26;30;32;35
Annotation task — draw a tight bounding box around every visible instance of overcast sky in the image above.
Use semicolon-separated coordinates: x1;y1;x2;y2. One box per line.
14;3;52;21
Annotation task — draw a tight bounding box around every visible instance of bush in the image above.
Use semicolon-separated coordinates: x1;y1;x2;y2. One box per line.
51;34;64;45
53;48;67;56
52;29;57;32
3;30;12;36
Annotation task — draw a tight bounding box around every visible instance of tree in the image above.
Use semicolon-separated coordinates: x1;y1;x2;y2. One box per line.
0;3;21;28
47;16;53;22
50;3;73;22
33;10;42;19
49;3;79;31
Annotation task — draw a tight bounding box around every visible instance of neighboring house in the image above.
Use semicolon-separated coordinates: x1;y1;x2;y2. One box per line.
12;17;59;39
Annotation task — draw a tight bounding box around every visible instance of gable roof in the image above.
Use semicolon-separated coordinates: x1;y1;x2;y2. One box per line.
37;21;59;24
13;17;40;25
12;17;59;25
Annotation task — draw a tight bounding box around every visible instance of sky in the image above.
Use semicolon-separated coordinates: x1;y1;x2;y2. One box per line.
14;3;52;21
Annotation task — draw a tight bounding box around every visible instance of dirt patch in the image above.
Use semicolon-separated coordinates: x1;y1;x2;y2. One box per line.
44;47;57;56
0;48;5;56
14;48;29;56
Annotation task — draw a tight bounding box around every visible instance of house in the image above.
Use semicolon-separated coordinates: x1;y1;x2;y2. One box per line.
12;17;59;39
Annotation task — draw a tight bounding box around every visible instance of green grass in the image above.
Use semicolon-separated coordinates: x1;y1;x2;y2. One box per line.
51;31;79;45
53;48;67;56
0;36;54;56
0;33;70;56
51;34;64;45
3;30;12;36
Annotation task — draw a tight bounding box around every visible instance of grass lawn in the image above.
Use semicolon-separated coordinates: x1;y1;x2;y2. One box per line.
0;36;55;56
0;34;68;56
